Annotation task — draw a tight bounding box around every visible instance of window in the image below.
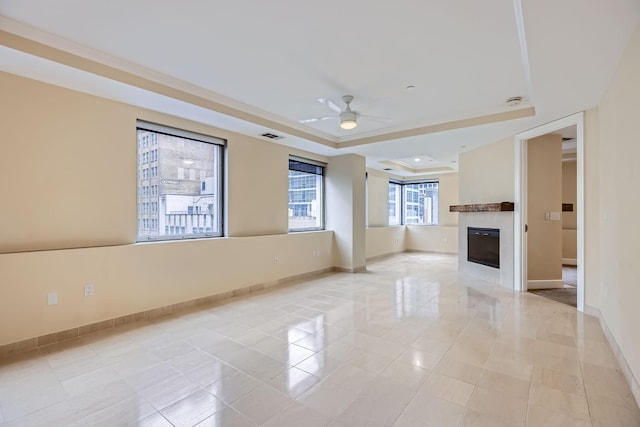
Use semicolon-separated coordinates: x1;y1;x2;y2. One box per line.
137;121;225;241
388;181;402;225
288;157;325;231
388;179;439;225
403;181;439;225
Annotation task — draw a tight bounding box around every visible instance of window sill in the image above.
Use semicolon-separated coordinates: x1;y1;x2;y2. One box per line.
135;235;223;245
288;228;326;234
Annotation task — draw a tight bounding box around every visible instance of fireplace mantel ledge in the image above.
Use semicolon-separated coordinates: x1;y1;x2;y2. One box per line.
449;202;514;212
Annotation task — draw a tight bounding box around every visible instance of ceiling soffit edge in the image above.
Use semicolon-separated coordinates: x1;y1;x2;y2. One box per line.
0;19;536;152
340;107;536;148
380;160;457;175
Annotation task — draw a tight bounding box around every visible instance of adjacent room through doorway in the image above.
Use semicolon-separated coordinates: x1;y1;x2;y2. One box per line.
526;124;579;308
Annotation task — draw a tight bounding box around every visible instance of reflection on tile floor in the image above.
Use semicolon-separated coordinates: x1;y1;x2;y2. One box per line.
0;253;638;426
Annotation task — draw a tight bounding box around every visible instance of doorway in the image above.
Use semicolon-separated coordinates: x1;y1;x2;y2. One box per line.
514;113;585;312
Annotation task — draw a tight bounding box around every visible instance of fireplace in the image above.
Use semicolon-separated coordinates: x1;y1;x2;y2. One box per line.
467;227;500;268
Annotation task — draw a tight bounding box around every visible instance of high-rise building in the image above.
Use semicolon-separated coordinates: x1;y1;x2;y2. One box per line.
404;182;439;224
137;130;219;239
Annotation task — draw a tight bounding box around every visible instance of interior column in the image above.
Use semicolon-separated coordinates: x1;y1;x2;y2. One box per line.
325;153;367;272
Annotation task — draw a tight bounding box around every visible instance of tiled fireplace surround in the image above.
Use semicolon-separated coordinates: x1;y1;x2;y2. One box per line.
458;211;514;289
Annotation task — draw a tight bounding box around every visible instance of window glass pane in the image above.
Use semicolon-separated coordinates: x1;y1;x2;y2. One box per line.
402;182;439;225
288;159;324;231
388;182;402;225
137;126;224;241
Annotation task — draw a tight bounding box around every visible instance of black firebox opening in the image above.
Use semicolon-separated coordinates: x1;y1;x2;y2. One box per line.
467;227;500;269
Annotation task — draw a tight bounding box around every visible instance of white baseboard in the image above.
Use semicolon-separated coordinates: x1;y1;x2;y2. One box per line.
562;258;578;266
527;279;564;289
585;305;640;409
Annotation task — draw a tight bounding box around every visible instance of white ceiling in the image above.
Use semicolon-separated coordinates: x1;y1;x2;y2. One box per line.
1;0;639;176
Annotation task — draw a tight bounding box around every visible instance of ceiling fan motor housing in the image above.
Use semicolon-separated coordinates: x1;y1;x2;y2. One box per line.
340;110;357;122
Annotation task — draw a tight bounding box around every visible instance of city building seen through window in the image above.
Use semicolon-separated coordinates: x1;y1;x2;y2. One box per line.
388;181;402;225
389;180;439;225
137;122;224;241
289;157;325;231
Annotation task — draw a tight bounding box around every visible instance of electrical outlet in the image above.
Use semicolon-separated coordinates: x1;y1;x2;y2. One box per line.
47;292;58;306
84;283;94;297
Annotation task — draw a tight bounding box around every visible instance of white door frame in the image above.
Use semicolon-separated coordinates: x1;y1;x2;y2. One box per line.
514;112;585;312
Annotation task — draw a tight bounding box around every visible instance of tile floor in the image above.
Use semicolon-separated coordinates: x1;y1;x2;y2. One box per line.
0;253;638;426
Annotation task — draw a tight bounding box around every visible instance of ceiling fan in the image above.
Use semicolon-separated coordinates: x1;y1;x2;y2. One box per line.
299;95;389;130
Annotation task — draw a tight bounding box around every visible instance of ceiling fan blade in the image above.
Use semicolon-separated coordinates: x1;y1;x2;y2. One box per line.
317;97;342;113
360;114;392;123
299;116;337;124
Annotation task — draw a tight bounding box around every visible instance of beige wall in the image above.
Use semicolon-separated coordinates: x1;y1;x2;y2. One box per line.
366;169;390;227
562;230;577;263
0;232;333;345
592;22;640;388
527;134;563;282
365;226;406;260
227;137;289;237
436;173;459;227
406;226;458;253
562;160;578;261
562;161;578;230
0;71;334;345
0;73;136;252
459;137;514;204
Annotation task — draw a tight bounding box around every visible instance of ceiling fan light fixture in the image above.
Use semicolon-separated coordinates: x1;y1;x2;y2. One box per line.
340;110;358;130
340;119;358;130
